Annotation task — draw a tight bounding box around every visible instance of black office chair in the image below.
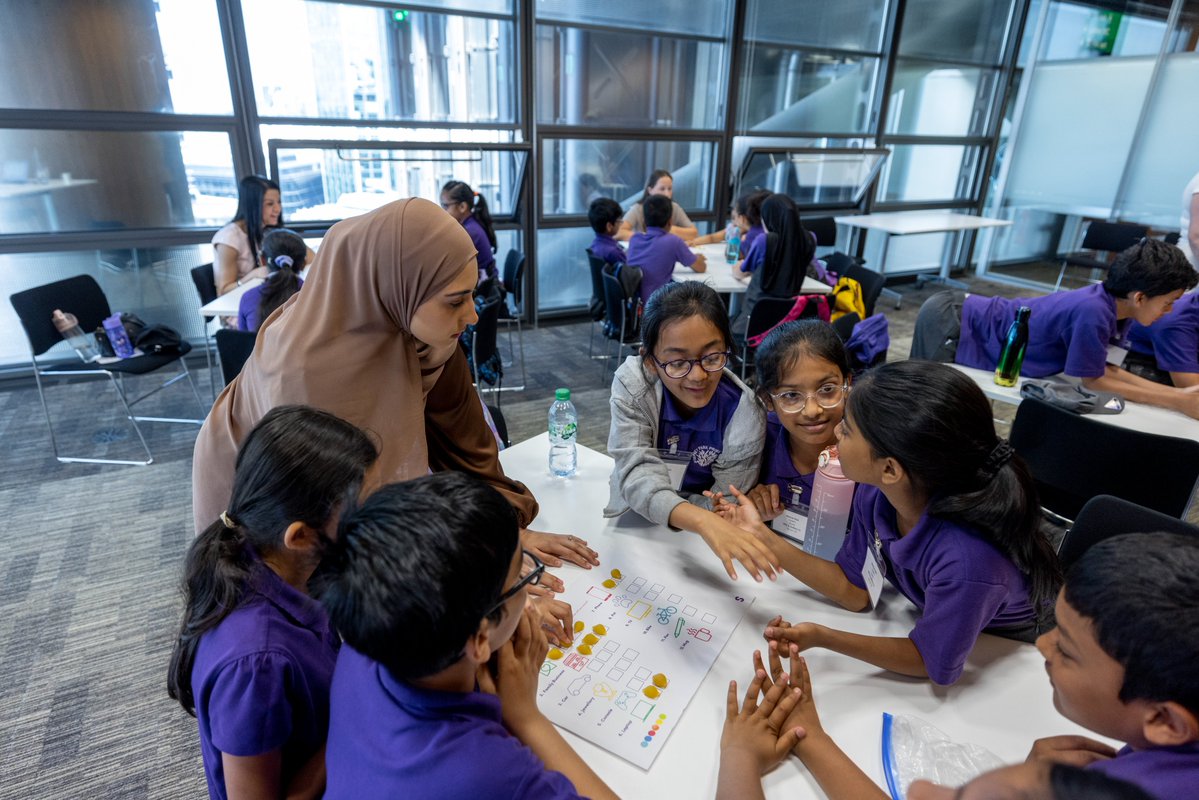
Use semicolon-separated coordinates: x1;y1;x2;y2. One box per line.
805;217;838;248
214;329;257;386
1055;221;1148;292
586;249;609;360
831;312;860;342
498;250;526;391
740;296;808;380
600;269;641;372
189;262;219;396
470;296;504;404
1010;397;1199;523
10;275;206;466
1058;495;1199;572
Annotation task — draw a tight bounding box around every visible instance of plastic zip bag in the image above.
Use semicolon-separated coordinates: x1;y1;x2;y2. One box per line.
881;712;1004;799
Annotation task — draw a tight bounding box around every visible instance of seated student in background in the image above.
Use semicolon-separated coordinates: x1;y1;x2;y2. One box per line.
317;473;617;800
627;194;706;304
915;238;1199;417
719;361;1061;685
691;189;771;256
168;406;379;800
617;168;699;242
237;228;306;332
587;197;626;268
604;281;778;582
709;320;850;525
1126;289;1199;387
441;179;499;286
716;645;1154;800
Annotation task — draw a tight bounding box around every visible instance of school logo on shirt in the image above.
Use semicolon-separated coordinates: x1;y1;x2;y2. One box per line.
692;445;721;467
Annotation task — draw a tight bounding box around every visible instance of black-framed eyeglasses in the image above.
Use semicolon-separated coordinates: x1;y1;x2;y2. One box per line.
651;350;732;380
485;549;544;617
769;382;849;413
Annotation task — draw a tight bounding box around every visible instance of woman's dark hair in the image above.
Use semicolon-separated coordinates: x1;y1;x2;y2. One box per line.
760;193;817;296
255;228;306;327
734;189;770;228
640;281;733;360
231;175;282;270
315;473;519;680
1064;532;1199;718
1048;763;1154;800
639;169;673;204
1103;237;1198;298
167;405;378;715
845;361;1061;608
755;320;850;397
442;180;497;251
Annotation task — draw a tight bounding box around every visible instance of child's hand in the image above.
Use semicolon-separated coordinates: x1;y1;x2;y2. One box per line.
528;593;573;646
521;529;600;570
1026;735;1117;767
720;670;803;777
704;489;737;521
482;605;549;734
698;513;780;582
745;484;784;522
763;615;824;654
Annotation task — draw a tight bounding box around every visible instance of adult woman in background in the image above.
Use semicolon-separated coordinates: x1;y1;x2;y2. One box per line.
617;169;699;242
213;175;314;298
192;199;598;619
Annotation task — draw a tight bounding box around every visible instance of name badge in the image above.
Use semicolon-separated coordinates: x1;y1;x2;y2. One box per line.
862;531;886;609
1106;344;1128;368
773;506;808;545
667;435;680;456
788;483;804;508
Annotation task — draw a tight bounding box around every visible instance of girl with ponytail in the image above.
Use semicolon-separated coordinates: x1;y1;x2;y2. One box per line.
237;228;307;332
168;405;377;799
440;179;499;285
720;360;1060;685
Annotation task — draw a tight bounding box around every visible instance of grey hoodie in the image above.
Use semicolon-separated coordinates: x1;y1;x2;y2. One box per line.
604;355;765;525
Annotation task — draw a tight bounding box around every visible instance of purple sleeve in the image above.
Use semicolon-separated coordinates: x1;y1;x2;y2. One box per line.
237;290;255;332
1062;305;1116;379
207;653;295;756
496;731;584;799
674;236;697;267
834;490;873;589
909;579;1009;685
742;236;766;273
1149;317;1199;373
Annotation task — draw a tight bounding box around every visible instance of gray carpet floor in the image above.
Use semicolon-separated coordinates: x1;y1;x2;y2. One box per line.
0;272;1042;798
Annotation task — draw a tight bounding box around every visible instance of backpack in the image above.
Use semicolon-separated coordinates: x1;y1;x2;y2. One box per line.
845;313;890;372
828;276;867;322
746;294;830;348
135;324;185;355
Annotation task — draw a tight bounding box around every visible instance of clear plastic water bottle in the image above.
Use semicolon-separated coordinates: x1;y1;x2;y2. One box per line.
804;446;856;561
548;387;578;477
725;227;741;263
51;309;99;362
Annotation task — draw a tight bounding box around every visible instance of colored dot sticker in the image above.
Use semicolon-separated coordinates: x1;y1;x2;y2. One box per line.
582;633;599;646
652;673;668;688
647;729;656;736
592;624;607;636
611;569;623;579
601;579;616;588
642;686;660;699
577;644;592;656
658;714;667;720
573;621;585;632
547;648;563;660
651;725;660;731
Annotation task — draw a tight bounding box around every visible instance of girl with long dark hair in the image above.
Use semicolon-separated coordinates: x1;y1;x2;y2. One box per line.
236;228;307;332
440;179;499;285
213;175;282;297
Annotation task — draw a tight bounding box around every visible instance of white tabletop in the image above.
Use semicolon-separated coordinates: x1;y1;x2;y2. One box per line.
833;211;1013;236
673;243;832;296
952;364;1199;442
198;278;263;318
500;434;1101;799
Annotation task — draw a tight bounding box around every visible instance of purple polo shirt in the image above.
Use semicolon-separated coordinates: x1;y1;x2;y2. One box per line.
191;557;339;800
740;232;767;273
324;646;581;800
590;233;626;267
758;412;815;506
627;226;696;304
657;374;742;495
740;224;764;258
462;213;497;283
1088;743;1199;800
1128;291;1199;374
834;485;1036;685
956;284;1128;379
237;276;303;332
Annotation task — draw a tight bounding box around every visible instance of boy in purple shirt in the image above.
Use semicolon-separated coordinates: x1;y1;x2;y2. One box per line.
318;473;617;800
1028;533;1199;800
588;197;627;268
1127;290;1199;387
627;194;706;304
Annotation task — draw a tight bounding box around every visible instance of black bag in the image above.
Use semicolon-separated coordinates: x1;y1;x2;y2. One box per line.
93;326;115;358
134;324;184;355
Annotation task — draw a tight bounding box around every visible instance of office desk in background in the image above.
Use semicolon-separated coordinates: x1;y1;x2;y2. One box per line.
0;178;97;232
499;434;1103;799
673;243;833;296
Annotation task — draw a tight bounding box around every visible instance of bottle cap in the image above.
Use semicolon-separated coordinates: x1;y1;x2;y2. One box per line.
555;388;571;401
818;446;846;479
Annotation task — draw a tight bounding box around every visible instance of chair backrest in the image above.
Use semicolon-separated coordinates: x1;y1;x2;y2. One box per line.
841;261;886;319
11;274;113;357
746;296;808;343
190;263;217;310
472;296;502;364
586;248;607;312
1080;221;1149;254
502;250;525;305
215;328;257;385
1010;397;1199;520
601;269;634;336
831;312;860;342
1058;494;1199;572
805;217;838;248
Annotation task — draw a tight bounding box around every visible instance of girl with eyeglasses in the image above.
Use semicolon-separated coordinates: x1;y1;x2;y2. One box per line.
440;179;498;286
604;281;780;582
720;361;1062;685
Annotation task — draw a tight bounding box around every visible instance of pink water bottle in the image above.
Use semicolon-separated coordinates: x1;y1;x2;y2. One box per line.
804;446;855;561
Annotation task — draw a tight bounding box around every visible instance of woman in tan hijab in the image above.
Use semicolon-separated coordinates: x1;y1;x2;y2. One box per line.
192;198;598;585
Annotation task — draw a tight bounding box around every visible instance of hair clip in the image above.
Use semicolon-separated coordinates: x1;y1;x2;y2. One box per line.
273;254;294;268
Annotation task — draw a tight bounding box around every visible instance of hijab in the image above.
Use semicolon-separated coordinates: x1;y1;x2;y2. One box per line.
191;198;537;532
759;194;816;297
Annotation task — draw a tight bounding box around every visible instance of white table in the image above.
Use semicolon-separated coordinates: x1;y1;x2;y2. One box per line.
198;278;264;319
673;243;833;296
500;434;1102;799
834;211;1012;293
952;364;1199;442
